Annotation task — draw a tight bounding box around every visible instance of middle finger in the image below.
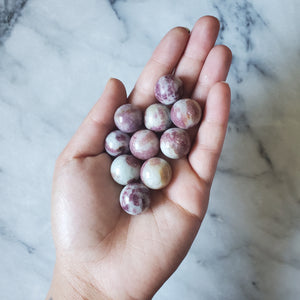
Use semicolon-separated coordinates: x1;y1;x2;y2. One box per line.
175;16;220;98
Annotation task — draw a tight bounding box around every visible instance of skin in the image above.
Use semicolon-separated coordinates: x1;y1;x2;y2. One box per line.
46;16;232;300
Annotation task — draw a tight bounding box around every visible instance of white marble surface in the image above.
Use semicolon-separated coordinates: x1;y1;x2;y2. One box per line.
0;0;300;299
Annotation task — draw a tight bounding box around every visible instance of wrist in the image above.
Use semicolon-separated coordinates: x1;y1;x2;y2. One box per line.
46;261;108;300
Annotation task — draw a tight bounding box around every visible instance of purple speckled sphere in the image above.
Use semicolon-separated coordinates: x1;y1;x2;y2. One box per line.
130;129;160;160
160;128;191;159
140;157;172;190
144;103;172;132
105;130;130;156
114;104;143;133
120;183;151;215
154;74;183;105
110;154;141;185
171;99;202;129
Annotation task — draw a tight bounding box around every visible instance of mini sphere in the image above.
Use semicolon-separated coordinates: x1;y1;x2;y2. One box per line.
144;103;172;132
105;130;130;156
130;129;160;160
171;99;202;129
114;104;143;133
140;157;172;190
154;74;183;105
120;183;151;215
110;154;141;185
160;128;191;159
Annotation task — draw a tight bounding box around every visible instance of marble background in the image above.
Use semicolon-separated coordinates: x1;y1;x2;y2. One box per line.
0;0;299;299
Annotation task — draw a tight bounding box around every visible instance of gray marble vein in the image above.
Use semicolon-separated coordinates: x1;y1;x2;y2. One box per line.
0;0;27;41
0;219;35;253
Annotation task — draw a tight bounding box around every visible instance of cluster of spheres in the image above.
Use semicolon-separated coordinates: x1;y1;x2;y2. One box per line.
105;74;202;215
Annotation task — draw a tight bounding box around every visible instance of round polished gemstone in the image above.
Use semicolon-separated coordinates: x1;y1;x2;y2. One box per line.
154;74;183;105
120;183;151;215
140;157;172;190
144;103;172;132
105;130;130;156
110;154;141;185
160;128;191;159
114;104;143;133
171;99;202;129
130;129;160;160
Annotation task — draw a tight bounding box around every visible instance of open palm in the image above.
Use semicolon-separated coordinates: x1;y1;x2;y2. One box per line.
50;16;232;300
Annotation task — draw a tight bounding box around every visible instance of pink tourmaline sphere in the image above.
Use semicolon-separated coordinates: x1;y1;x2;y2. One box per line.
110;154;141;185
144;103;172;132
114;104;143;133
171;99;202;129
105;130;130;156
120;183;151;215
130;129;160;160
154;74;183;105
140;157;172;190
160;128;191;159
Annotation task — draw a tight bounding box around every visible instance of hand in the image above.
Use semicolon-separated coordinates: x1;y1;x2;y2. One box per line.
47;16;232;300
